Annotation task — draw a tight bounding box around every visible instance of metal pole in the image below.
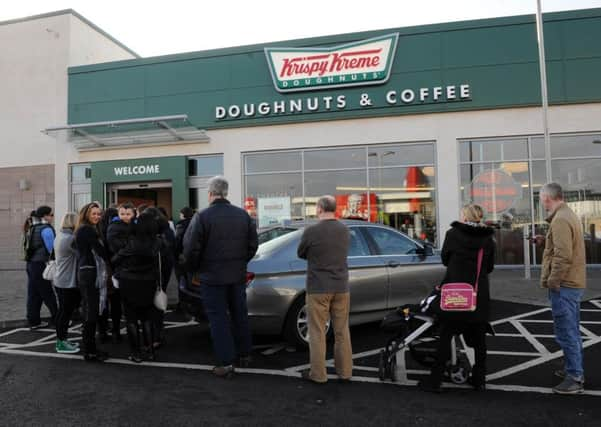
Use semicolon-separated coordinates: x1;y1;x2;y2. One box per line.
536;0;552;181
523;225;531;279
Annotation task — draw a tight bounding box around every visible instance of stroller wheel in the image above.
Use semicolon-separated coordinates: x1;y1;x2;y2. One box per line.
448;359;471;384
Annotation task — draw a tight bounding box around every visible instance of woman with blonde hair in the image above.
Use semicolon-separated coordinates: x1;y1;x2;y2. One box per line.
53;212;81;353
74;202;110;362
419;203;495;392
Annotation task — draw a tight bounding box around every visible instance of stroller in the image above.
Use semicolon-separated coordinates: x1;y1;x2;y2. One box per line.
378;291;473;384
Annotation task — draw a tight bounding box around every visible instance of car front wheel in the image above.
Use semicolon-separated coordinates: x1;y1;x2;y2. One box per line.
284;296;331;348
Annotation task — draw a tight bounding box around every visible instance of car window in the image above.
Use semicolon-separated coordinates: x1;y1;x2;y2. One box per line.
348;227;371;257
366;227;418;255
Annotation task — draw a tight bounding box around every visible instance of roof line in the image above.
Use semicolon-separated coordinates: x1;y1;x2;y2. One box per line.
0;9;140;58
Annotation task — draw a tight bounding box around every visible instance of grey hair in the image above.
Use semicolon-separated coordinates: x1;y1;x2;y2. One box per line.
540;182;563;200
317;195;337;213
208;176;229;197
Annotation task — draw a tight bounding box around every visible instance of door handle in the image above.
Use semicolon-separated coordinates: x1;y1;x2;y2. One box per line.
387;260;400;268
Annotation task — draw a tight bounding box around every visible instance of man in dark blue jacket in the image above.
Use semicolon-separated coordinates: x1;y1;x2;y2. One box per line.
183;176;258;377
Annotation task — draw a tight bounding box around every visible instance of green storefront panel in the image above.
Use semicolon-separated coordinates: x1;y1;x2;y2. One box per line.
68;8;601;130
91;156;188;220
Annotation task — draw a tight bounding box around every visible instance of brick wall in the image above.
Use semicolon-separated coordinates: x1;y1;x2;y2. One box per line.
0;165;54;270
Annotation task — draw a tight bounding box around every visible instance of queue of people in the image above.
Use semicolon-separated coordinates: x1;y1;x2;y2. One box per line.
23;179;587;394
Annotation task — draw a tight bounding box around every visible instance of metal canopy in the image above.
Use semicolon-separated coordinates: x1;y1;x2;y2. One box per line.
43;114;209;151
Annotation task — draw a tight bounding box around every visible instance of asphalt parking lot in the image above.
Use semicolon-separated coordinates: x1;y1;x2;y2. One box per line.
1;298;600;396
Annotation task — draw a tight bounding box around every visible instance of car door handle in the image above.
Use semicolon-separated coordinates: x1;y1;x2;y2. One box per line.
387;260;400;268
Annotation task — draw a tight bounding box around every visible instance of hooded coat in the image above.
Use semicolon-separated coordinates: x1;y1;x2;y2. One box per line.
440;221;496;323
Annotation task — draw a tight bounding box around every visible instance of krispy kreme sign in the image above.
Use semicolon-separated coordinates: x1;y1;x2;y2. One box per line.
265;33;398;92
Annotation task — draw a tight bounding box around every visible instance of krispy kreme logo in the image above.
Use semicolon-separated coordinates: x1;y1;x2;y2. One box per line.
265;33;398;93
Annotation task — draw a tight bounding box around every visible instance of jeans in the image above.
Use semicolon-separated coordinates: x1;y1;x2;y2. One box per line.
201;283;251;366
549;287;585;381
54;287;81;341
26;261;58;326
306;292;353;382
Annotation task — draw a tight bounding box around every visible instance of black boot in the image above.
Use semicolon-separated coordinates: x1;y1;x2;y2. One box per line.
126;322;142;363
142;320;155;361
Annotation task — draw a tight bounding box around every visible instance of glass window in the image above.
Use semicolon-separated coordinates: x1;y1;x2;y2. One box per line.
72;192;91;212
551;158;601;264
71;164;91;183
304;147;365;170
550;134;601;159
348;228;371;257
242;142;437;244
188;155;223;177
366;226;418;255
368;144;434;167
530;137;546;159
304;170;367;218
245;151;301;173
246;173;303;225
459;139;528;163
369;166;436;243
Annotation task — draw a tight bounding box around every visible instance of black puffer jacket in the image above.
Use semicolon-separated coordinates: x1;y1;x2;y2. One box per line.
183;198;258;286
106;219;132;257
440;221;495;323
111;237;161;282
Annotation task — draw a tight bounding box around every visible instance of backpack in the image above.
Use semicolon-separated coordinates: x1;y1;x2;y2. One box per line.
22;223;49;262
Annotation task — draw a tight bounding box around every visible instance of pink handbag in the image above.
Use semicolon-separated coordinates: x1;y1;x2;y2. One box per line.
440;248;483;312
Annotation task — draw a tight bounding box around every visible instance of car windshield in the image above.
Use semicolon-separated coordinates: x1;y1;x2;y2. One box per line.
256;228;303;256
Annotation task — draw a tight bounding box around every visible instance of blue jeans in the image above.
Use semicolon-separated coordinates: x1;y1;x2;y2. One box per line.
201;283;252;366
549;287;585;381
26;261;58;326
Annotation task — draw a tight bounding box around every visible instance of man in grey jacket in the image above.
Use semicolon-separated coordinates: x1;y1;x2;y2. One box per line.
297;195;352;383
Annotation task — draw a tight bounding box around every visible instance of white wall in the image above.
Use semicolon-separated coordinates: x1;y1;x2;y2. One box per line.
70;102;601;244
0;13;71;168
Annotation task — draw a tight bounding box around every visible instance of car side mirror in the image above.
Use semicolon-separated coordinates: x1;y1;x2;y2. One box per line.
415;244;433;256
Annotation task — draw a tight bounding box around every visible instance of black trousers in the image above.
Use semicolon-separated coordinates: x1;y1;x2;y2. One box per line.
78;268;99;353
98;289;122;334
429;321;487;386
26;261;58;326
54;287;81;341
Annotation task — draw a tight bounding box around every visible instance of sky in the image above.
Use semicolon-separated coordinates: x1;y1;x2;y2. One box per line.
2;0;601;57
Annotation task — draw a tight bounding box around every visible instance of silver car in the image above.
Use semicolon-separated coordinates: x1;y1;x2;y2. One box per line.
179;220;445;347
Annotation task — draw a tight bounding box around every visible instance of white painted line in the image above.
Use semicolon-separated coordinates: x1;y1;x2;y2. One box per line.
487;334;601;381
493;333;557;338
491;307;550;325
579;325;597;339
588;300;601;310
0;328;29;338
486;351;541;356
261;344;286;356
510;320;549;355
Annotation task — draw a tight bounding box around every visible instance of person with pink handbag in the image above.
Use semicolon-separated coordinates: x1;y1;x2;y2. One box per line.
418;204;495;393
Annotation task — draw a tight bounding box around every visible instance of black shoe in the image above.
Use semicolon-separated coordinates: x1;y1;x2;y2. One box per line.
29;321;50;331
212;365;235;378
467;377;486;391
417;379;443;393
83;353;106;363
337;376;352;384
128;353;143;363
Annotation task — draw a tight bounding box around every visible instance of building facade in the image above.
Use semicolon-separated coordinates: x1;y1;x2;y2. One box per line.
7;8;601;268
0;10;137;268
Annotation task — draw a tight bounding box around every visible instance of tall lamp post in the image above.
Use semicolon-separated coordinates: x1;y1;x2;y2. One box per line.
536;0;552;182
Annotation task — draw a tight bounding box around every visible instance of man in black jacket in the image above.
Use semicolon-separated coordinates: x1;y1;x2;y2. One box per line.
183;176;258;377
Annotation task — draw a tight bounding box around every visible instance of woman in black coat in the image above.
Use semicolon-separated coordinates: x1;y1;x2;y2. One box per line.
74;202;110;362
419;204;495;392
112;212;161;362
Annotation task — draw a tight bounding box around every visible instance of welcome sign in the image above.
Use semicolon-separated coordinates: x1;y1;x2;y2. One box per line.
265;33;399;93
